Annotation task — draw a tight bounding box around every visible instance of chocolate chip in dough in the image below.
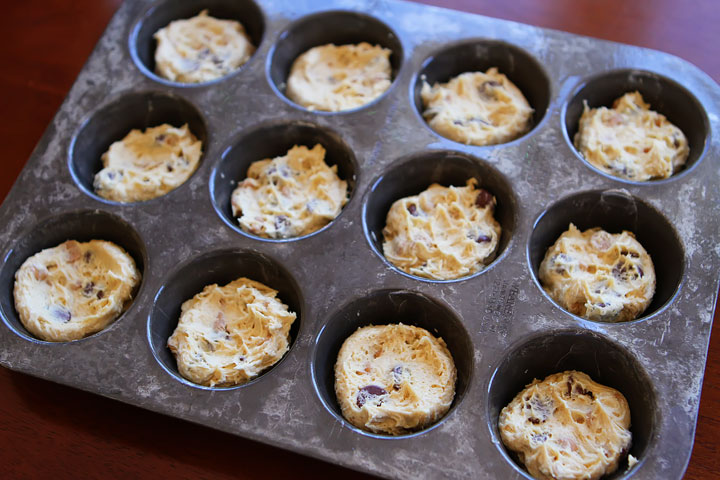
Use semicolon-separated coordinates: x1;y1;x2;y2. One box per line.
478;80;500;98
356;385;388;408
52;307;72;323
469;117;492;126
392;366;403;390
528;394;553;422
274;215;290;232
475;189;493;208
574;384;595;400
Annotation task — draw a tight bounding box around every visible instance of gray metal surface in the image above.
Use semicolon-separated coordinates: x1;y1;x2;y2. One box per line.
1;0;719;478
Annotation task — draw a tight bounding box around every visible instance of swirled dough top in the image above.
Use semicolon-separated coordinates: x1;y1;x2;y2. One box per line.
286;43;392;112
231;144;348;239
421;68;533;146
499;371;632;480
13;240;141;342
539;224;655;323
382;179;501;280
334;324;456;435
167;277;296;387
574;92;689;181
93;123;202;203
153;10;255;83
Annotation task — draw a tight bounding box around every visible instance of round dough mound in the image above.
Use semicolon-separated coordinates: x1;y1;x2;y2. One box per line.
167;277;296;387
421;68;533;146
382;179;501;280
231;144;348;239
539;224;655;323
153;9;255;83
93;123;202;203
286;42;392;112
499;371;632;480
13;240;141;342
574;91;689;181
334;324;456;435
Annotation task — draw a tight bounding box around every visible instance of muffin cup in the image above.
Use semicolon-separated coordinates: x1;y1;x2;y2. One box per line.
267;10;404;113
210;120;357;242
130;0;265;86
527;189;685;323
412;39;551;145
69;90;208;203
147;248;303;390
311;289;473;438
0;210;147;343
562;69;709;183
487;328;658;479
363;150;517;282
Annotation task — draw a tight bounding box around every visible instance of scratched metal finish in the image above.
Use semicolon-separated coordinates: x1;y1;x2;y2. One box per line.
0;0;719;478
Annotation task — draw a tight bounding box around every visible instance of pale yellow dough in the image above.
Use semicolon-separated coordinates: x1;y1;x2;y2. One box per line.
499;371;632;480
539;224;655;323
421;68;533;145
153;10;255;83
167;277;296;387
382;179;501;280
286;43;392;112
94;124;202;203
13;240;141;342
574;92;689;181
334;324;456;435
231;144;348;239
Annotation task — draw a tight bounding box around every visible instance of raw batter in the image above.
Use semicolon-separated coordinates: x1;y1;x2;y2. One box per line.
167;277;296;387
539;224;655;323
286;43;392;112
574;91;689;181
421;68;533;145
231;144;348;239
334;324;456;435
499;371;632;480
93;123;202;203
154;9;255;83
13;240;141;342
382;179;501;280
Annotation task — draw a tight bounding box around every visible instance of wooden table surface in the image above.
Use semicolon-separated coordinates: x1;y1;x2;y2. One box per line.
1;1;718;478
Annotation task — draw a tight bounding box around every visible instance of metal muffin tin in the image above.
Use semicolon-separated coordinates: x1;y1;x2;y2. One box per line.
1;0;718;478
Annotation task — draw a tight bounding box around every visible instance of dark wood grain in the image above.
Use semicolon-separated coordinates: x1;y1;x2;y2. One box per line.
0;1;718;479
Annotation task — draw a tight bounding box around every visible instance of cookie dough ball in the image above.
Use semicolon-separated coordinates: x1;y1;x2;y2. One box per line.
93;124;202;203
499;371;632;480
231;144;348;239
539;224;655;322
167;277;296;387
286;43;392;112
334;324;456;435
382;179;501;280
13;240;141;342
153;9;255;83
421;68;533;145
574;92;689;181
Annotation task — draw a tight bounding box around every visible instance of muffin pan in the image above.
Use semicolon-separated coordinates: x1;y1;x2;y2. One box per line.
0;0;718;478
